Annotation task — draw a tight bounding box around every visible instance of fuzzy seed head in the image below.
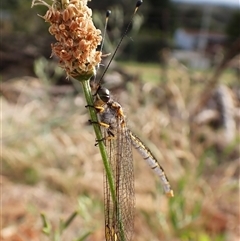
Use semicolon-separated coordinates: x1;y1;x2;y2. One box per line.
32;0;102;78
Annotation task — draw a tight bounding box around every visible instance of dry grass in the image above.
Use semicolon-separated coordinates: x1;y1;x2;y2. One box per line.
1;63;239;241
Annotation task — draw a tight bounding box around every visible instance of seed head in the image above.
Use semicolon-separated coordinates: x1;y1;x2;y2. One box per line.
32;0;102;79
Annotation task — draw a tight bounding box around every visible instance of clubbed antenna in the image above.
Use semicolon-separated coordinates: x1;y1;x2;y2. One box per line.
93;10;111;83
98;0;143;86
100;10;111;54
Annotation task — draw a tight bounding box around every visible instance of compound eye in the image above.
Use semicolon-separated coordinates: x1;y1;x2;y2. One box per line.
98;87;110;103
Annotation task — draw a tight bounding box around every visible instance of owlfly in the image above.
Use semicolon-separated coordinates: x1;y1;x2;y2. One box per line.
88;1;174;240
92;86;174;241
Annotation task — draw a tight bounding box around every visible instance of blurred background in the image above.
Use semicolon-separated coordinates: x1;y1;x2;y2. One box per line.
1;0;239;241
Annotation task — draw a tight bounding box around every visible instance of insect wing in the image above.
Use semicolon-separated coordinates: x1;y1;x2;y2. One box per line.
103;114;135;241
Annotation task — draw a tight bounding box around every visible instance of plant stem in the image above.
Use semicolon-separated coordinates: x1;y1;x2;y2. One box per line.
76;77;126;240
79;78;116;204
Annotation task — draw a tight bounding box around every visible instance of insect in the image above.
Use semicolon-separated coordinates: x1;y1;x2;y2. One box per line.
93;86;135;241
89;1;173;240
92;85;173;241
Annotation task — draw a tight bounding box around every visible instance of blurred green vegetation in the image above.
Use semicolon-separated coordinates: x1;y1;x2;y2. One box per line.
1;1;239;241
225;10;240;41
1;0;239;63
2;61;239;240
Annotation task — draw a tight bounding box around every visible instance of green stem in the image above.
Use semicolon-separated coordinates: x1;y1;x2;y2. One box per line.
79;78;116;204
75;76;127;240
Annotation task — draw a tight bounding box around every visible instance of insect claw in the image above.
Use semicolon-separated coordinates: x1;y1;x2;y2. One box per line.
107;130;114;137
85;104;94;108
88;119;99;125
95;137;105;146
